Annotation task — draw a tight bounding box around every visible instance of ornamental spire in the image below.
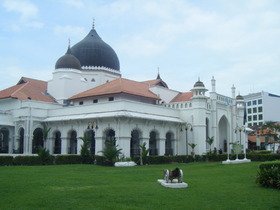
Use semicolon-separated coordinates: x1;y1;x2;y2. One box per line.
92;18;95;29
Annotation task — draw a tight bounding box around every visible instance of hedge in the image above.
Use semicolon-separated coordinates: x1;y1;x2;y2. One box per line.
0;156;13;166
256;161;280;189
55;155;83;165
13;156;42;166
0;153;279;166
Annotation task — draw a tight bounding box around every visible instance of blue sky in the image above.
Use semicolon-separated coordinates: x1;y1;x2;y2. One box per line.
0;0;280;96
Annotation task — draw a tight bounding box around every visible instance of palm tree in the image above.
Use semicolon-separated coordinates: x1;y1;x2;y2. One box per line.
42;123;51;149
138;142;150;165
99;137;122;166
188;143;197;157
80;133;92;164
206;136;215;154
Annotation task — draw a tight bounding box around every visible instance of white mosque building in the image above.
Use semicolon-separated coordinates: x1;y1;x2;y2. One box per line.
0;23;246;158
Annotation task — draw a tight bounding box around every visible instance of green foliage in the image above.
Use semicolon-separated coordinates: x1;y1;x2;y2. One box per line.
188;143;197;158
99;137;122;166
55;155;82;164
206;136;215;154
13;156;41;166
79;133;93;164
0;156;13;166
38;146;53;165
256;161;280;189
138;142;150;165
95;155;108;166
42;123;51;149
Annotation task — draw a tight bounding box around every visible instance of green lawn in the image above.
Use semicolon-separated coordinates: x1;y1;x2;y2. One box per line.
0;162;279;210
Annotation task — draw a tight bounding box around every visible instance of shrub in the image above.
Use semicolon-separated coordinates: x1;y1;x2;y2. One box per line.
0;156;13;166
38;146;54;165
13;156;41;166
98;138;122;166
55;155;82;165
80;133;94;164
256;161;280;189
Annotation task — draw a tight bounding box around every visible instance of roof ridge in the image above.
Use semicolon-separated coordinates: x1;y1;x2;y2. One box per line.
11;82;29;98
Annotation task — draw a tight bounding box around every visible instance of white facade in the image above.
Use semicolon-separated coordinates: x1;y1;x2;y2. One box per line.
0;26;246;157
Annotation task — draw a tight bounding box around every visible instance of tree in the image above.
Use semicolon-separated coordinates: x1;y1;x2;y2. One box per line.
42;123;51;149
206;136;215;154
188;143;197;157
38;146;52;165
99;137;122;166
138;142;150;165
261;121;280;152
80;133;93;164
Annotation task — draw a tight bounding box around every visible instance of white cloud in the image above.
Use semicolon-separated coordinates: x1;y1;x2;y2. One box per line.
3;0;38;19
2;0;43;29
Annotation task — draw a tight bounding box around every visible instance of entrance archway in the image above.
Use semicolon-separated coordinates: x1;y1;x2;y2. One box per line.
218;116;229;153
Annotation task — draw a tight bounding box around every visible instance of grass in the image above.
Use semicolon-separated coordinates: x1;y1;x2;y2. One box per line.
0;162;279;210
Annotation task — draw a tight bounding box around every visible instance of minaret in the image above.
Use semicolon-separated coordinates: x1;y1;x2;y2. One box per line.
190;78;208;155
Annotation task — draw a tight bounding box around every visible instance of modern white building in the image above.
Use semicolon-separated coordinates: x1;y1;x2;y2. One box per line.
0;24;246;157
244;92;280;127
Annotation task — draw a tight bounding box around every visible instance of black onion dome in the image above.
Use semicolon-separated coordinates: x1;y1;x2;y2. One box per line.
236;94;244;100
55;47;81;70
194;80;205;88
71;28;120;71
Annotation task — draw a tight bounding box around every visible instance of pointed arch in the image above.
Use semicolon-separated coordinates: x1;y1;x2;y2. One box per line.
218;115;229;153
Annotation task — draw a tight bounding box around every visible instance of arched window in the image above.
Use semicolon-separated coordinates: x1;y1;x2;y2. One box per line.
53;131;61;154
131;130;141;157
0;128;9;153
85;129;95;154
32;128;43;154
165;132;174;156
69;130;77;154
149;131;158;156
19;128;24;154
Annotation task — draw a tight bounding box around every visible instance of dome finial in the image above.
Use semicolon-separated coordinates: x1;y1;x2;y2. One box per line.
66;38;71;54
157;67;161;79
92;18;95;29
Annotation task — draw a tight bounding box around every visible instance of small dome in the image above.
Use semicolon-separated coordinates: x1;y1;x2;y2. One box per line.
71;27;120;71
194;80;205;88
236;94;244;100
55;47;81;70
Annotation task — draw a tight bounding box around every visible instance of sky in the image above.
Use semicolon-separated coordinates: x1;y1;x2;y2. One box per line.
0;0;280;97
